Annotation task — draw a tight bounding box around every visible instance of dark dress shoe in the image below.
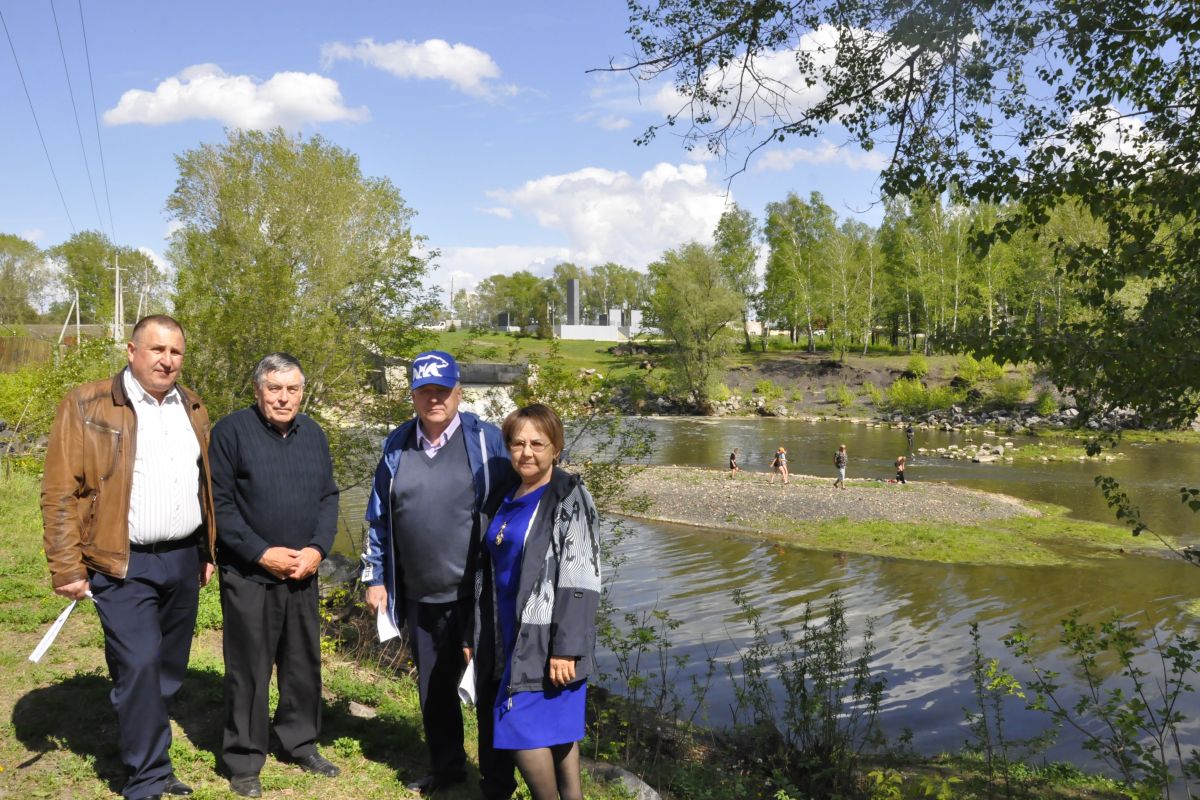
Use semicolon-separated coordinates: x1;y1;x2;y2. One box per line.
229;773;262;797
291;752;340;777
162;775;194;795
406;772;467;794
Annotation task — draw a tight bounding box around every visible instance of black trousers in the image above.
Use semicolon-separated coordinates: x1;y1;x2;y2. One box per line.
407;600;515;798
90;546;200;800
219;567;322;777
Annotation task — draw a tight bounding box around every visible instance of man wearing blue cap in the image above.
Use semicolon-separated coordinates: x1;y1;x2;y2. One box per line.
361;351;516;798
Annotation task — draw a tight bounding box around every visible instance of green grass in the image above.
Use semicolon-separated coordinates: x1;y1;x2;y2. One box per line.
0;471;633;800
435;329;640;378
760;504;1160;566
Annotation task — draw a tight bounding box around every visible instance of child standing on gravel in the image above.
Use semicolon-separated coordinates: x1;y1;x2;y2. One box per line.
729;448;740;477
833;444;848;489
895;454;907;484
770;447;789;484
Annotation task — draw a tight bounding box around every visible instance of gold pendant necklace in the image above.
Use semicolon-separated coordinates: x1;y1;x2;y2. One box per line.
493;519;508;546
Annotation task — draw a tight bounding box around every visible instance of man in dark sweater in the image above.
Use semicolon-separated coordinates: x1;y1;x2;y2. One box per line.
362;350;516;798
209;353;341;798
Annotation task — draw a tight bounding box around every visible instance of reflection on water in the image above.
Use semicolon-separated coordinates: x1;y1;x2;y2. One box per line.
610;516;1200;762
336;416;1200;766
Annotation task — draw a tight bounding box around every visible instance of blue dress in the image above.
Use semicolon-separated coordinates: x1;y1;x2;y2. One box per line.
486;484;587;750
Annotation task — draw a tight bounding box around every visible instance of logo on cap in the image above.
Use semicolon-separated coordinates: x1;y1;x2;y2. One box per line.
413;353;450;380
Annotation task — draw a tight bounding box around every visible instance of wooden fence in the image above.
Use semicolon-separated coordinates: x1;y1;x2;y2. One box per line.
0;337;54;371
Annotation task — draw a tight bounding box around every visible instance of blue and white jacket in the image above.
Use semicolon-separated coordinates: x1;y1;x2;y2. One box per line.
361;411;512;630
474;467;602;694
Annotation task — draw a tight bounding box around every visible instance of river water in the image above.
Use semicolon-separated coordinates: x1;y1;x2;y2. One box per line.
337;416;1200;768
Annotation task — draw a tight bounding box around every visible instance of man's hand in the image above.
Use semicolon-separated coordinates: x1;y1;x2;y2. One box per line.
463;647;472;665
258;547;300;580
289;547;323;580
365;585;388;615
548;656;577;687
199;562;215;587
54;578;91;601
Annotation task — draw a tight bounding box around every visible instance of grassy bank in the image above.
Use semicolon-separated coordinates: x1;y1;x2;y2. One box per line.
437;330;637;378
0;472;625;799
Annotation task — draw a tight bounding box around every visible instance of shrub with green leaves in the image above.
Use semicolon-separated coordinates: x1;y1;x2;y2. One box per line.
826;383;854;410
990;377;1032;408
886;378;928;414
927;385;966;410
710;382;731;402
753;379;784;401
956;353;1005;385
860;382;883;406
905;353;929;379
1034;387;1058;416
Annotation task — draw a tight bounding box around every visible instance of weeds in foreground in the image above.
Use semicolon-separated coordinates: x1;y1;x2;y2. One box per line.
1006;612;1200;798
729;590;885;797
962;622;1056;799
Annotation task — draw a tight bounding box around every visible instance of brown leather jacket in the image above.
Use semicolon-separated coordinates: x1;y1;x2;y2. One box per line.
41;369;216;587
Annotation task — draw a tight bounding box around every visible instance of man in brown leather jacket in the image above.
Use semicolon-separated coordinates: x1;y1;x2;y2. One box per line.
41;315;216;800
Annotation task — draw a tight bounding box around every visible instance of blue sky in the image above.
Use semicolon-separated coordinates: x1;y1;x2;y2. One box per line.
1;1;889;304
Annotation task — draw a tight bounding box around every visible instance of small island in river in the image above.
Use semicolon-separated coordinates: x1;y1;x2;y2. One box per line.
615;466;1167;567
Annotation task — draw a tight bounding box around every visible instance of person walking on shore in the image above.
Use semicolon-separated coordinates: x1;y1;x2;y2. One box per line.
833;444;848;489
895;455;907;484
728;448;740;477
769;447;789;485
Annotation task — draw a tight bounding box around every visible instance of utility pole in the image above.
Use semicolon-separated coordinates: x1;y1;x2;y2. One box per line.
111;253;123;341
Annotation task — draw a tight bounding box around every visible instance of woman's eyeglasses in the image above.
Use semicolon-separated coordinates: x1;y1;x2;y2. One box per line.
508;439;548;453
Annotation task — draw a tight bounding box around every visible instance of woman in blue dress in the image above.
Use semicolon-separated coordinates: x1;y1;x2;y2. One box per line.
473;403;600;800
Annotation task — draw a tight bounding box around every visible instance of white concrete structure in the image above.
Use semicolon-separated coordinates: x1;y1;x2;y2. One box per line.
554;309;646;341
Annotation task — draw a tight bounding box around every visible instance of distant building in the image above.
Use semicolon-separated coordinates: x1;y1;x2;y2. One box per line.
554;307;646;341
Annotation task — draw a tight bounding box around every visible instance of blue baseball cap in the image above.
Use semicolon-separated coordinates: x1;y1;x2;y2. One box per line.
410;350;460;389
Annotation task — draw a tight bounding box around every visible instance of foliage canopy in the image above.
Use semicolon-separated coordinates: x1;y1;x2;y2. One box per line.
168;128;437;482
615;0;1200;428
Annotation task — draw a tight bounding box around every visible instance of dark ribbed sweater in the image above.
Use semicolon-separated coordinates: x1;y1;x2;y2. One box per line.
210;405;340;583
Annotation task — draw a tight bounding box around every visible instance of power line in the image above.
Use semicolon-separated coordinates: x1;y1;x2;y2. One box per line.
0;6;77;234
51;0;104;233
76;0;115;239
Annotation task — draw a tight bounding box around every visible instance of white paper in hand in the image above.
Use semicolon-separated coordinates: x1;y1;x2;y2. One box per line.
458;657;477;706
376;606;401;642
29;599;77;663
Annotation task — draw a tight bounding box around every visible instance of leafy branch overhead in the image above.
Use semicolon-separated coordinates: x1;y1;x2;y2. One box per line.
611;0;1200;430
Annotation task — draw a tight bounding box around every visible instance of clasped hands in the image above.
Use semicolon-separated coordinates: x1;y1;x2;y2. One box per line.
258;546;322;580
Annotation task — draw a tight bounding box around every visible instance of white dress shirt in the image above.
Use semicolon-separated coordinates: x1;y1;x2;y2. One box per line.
416;413;462;458
123;370;203;545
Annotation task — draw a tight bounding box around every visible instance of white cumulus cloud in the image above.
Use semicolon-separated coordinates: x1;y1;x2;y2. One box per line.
430;163;730;294
755;140;888;173
434;245;573;293
489;162;729;268
597;114;631;131
104;64;368;129
321;38;517;99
